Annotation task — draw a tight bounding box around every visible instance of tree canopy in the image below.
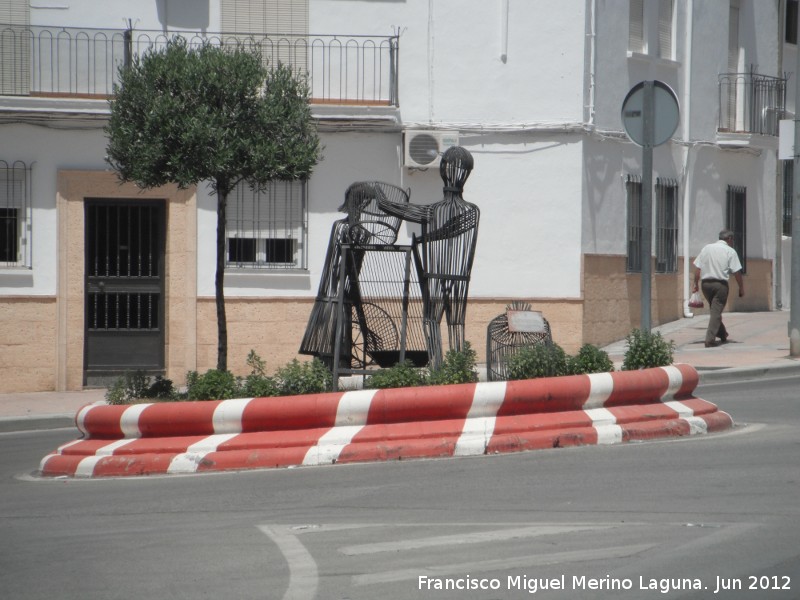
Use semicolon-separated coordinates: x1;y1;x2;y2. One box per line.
105;37;321;371
106;37;320;197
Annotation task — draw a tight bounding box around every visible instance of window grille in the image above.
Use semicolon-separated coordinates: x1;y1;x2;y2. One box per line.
226;180;307;270
626;174;643;273
655;178;678;273
783;161;793;237
726;184;746;274
0;160;32;268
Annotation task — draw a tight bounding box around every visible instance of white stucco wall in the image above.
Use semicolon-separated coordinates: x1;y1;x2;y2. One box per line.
0;123;109;296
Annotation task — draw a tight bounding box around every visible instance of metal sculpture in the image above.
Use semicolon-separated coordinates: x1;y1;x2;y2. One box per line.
378;146;480;368
299;181;417;370
486;302;552;381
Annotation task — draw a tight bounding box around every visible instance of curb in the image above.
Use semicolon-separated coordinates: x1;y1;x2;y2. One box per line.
698;362;800;384
38;364;732;478
0;414;76;434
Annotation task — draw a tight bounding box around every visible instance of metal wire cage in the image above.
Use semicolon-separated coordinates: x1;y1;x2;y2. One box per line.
486;302;552;382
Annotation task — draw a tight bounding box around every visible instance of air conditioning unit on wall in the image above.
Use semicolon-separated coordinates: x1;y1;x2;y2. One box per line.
404;130;460;169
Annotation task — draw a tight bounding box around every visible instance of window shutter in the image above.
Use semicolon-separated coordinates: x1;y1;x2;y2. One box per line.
0;0;30;94
222;0;308;35
629;0;645;53
658;0;673;60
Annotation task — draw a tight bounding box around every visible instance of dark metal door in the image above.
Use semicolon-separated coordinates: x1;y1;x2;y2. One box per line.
84;200;166;385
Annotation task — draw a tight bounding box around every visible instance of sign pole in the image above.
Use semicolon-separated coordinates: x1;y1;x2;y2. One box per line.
791;7;800;356
621;80;679;334
640;81;655;332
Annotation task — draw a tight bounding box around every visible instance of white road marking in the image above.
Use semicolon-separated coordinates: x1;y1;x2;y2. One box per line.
258;525;318;600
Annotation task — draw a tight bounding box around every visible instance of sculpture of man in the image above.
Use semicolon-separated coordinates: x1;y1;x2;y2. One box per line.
378;145;480;368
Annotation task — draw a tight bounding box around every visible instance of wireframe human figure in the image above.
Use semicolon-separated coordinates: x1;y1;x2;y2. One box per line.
299;181;408;369
378;146;480;368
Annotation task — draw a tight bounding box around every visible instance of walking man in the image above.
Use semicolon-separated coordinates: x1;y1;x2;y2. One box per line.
692;230;744;347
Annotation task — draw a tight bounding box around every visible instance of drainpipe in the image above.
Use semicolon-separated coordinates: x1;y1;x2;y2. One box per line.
586;0;597;126
682;0;695;318
500;0;509;64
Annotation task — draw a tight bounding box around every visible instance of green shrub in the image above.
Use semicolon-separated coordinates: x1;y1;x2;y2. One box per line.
365;360;427;389
427;342;479;385
185;369;240;400
621;329;675;370
569;344;615;375
275;358;332;396
105;371;179;405
506;343;571;380
240;350;279;397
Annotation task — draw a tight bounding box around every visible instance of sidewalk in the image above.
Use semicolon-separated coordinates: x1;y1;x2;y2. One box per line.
2;311;798;433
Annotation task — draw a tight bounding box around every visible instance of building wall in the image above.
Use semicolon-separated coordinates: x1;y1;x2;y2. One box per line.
0;297;57;392
0;1;787;391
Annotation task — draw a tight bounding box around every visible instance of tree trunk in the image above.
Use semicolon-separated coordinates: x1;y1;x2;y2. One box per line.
215;189;228;371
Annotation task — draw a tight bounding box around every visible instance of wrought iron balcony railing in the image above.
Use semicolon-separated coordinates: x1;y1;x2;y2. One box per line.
718;68;786;136
0;24;399;107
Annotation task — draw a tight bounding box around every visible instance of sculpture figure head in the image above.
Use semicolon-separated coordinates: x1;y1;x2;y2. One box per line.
439;146;474;193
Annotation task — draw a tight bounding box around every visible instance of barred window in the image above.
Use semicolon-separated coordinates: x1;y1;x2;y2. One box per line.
626;174;643;273
726;184;746;274
226;180;307;270
0;160;32;268
655;177;678;273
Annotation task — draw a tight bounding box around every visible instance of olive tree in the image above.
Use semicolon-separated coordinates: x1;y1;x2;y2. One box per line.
106;38;320;371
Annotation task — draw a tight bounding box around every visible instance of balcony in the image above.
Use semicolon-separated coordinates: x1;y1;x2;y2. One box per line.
0;24;399;107
718;68;786;137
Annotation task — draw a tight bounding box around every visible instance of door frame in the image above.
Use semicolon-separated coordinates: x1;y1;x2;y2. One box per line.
56;171;198;391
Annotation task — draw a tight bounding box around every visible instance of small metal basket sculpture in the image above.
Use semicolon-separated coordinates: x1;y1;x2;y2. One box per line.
486;302;553;381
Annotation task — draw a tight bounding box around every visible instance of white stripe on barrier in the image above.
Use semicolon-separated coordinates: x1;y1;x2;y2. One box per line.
167;433;240;474
302;390;378;466
584;372;614;409
212;398;253;434
74;438;136;477
663;400;708;435
660;366;684;400
584;407;623;444
75;404;95;435
120;403;151;438
334;389;376;426
454;382;506;456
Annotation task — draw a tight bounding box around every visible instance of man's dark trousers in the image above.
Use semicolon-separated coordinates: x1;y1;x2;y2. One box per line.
701;279;729;344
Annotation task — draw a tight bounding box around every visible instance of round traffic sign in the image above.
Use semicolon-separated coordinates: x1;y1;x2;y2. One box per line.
621;81;680;147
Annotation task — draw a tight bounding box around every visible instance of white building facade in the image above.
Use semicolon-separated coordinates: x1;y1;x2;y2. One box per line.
0;0;792;392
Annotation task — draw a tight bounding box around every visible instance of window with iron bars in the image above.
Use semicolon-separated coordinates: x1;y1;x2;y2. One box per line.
0;160;32;269
726;184;747;274
226;180;307;270
626;174;642;272
655;177;678;273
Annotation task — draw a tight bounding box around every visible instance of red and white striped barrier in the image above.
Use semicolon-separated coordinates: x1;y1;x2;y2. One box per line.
39;364;732;478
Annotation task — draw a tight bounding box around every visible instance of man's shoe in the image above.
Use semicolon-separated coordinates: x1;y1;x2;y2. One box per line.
719;335;729;344
704;341;719;348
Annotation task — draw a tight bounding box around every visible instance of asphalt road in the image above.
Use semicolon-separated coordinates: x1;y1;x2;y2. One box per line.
1;375;798;600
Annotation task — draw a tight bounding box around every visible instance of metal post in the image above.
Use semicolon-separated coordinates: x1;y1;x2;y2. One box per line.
791;8;800;356
640;81;655;332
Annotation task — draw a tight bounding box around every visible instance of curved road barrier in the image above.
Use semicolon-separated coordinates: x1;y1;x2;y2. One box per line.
39;364;733;478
